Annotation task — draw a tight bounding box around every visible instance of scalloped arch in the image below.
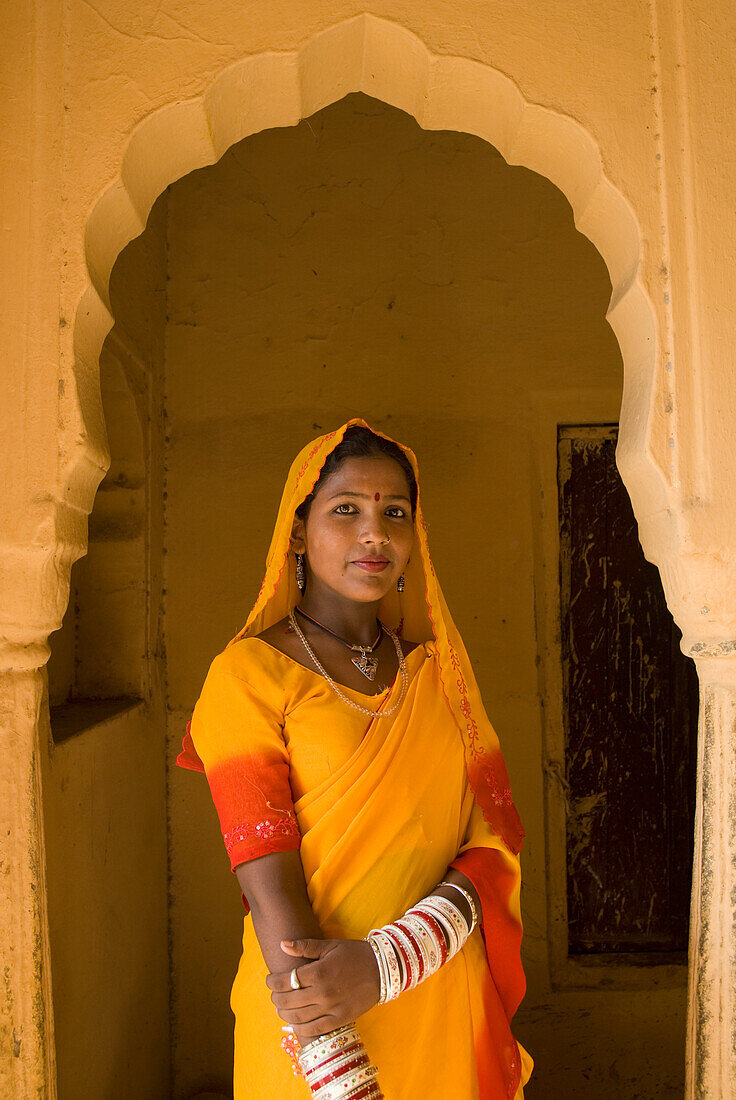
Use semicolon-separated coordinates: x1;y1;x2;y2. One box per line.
72;11;665;533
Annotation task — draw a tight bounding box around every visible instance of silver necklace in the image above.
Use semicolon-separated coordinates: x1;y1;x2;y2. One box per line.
288;609;408;717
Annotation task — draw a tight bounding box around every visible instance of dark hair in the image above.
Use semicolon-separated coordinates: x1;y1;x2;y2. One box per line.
295;426;418;521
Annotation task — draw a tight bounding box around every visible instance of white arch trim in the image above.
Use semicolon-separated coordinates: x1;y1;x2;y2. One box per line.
71;12;667;547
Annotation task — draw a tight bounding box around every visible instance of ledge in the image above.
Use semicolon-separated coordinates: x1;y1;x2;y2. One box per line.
50;696;144;743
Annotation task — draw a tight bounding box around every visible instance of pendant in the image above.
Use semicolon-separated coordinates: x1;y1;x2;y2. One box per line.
352;652;379;681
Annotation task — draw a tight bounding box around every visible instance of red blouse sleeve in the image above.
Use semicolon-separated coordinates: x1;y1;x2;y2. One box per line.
180;656;301;873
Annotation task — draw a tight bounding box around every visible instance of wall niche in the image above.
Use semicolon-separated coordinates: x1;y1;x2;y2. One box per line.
48;193;168;740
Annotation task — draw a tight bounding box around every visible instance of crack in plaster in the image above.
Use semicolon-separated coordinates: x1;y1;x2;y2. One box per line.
75;0;235;49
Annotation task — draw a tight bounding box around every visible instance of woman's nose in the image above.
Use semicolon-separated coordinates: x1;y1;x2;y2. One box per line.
360;513;390;543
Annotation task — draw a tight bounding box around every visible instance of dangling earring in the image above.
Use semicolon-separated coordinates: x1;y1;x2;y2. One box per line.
296;553;305;592
397;573;405;593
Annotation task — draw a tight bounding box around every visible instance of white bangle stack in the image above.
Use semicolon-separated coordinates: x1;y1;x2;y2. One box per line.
296;1024;383;1099
365;882;477;1004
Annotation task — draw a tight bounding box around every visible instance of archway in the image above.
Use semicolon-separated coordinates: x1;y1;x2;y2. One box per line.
70;13;664;543
55;12;686;1099
153;90;635;1095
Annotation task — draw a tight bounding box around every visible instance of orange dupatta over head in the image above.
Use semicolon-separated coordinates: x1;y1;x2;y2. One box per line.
179;417;524;857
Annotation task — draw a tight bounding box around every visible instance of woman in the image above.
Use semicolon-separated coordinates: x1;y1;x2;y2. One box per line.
177;418;533;1098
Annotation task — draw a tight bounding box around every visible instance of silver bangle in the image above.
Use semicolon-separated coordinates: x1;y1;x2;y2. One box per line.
439;879;479;933
366;936;387;1005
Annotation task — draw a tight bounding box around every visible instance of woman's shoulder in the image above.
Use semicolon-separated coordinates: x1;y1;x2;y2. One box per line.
253;616;308;664
207;628;295;692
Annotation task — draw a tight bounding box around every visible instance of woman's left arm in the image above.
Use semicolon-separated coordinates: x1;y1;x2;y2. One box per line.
268;935;381;1035
268;861;481;1027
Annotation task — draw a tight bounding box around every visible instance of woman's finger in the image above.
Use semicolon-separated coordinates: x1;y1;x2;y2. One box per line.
266;970;307;994
268;942;342;990
280;938;328;959
271;988;321;1011
277;1004;333;1027
293;1016;342;1041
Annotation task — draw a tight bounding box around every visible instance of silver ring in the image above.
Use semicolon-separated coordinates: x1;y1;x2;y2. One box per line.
289;967;302;990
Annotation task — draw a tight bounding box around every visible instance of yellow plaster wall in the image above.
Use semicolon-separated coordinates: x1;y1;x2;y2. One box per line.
41;704;169;1099
165;93;683;1098
43;0;736;579
4;3;736;1098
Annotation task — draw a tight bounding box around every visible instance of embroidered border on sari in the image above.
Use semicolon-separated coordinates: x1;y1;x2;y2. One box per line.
224;813;301;855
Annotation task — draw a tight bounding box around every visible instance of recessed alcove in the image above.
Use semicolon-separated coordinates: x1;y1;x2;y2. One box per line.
45;91;688;1099
47;197;167;740
47;340;147;739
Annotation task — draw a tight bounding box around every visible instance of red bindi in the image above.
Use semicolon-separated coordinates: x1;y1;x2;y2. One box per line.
374;492;381;501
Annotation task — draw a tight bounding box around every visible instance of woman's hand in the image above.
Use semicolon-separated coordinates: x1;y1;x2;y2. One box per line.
266;937;381;1043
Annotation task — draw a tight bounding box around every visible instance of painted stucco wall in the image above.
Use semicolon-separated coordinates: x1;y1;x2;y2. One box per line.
3;3;736;1098
162;93;682;1098
14;0;734;628
41;704;169;1099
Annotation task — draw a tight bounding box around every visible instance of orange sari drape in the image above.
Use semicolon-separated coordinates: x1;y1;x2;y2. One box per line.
177;418;532;1098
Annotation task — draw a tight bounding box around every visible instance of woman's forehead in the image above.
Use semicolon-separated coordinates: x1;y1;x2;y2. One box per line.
321;454;411;493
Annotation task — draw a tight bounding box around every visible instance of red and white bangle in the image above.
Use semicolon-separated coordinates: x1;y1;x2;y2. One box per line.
382;923;420;991
365;888;472;1004
366;928;402;1002
418;895;469;958
298;1027;359;1076
296;1025;383;1100
393;918;427;983
398;912;441;973
411;901;459;958
403;907;448;970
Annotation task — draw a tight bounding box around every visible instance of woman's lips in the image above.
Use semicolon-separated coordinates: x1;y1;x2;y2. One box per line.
351;560;390;573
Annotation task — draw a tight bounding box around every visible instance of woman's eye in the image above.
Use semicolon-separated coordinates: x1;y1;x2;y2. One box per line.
332;503;406;517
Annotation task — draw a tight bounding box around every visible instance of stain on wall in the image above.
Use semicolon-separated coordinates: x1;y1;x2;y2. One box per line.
558;427;698;958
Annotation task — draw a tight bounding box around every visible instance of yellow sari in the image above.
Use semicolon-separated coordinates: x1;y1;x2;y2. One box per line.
177;419;532;1099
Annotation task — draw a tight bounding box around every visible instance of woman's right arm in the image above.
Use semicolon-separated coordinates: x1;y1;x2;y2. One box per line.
237;851;381;1043
235;851;323;974
183;663;379;1035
